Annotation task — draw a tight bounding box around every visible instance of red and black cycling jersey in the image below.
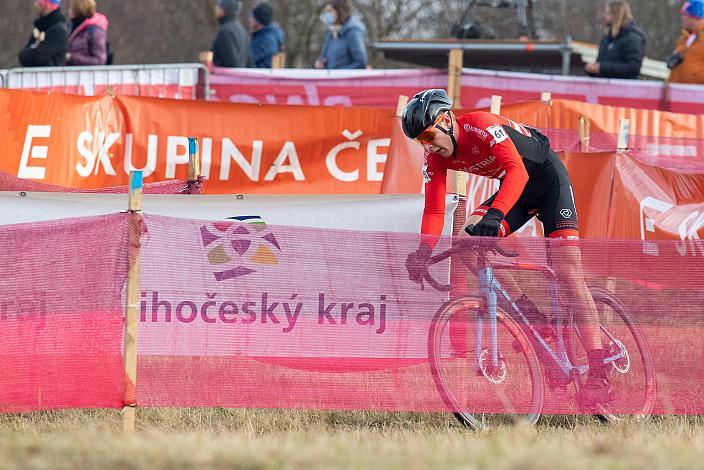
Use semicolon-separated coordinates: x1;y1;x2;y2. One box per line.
422;111;572;244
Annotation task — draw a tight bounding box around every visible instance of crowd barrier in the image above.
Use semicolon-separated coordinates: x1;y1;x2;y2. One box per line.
2;63;209;100
208;67;704;114
2;211;703;416
4;65;704;114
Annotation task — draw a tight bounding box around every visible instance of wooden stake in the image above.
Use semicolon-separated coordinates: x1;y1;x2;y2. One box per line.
123;170;143;433
188;137;201;181
540;92;552;104
272;52;286;69
395;95;409;118
490;95;502;115
447;49;463;108
578;116;590;152
617;118;630;151
448;171;467;197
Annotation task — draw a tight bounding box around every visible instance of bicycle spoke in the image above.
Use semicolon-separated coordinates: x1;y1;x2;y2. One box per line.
428;298;544;430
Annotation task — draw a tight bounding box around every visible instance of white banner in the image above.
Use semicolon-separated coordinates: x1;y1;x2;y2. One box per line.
0;192;458;234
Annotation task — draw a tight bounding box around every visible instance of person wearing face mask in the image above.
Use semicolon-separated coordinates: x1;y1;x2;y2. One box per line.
585;0;645;79
314;0;368;69
211;0;253;68
668;0;704;84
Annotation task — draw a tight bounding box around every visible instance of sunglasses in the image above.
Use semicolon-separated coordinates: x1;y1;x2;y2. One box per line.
415;112;451;145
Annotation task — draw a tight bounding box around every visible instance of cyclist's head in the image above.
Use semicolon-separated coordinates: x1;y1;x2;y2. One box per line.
402;89;457;158
402;89;453;139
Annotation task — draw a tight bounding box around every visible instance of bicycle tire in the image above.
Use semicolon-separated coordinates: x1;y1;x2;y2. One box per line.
428;296;545;430
567;286;657;422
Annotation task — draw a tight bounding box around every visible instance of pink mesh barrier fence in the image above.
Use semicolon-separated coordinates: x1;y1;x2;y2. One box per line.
543;129;704;172
0;214;129;412
2;212;703;415
136;214;704;415
0;171;204;194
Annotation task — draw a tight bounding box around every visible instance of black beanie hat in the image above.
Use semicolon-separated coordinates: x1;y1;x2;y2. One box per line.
218;0;240;17
252;3;274;26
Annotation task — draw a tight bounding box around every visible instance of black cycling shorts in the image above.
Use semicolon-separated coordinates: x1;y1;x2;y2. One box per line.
472;150;580;239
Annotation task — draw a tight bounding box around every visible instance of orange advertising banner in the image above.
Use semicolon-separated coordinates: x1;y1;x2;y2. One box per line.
607;153;704;245
0;89;394;194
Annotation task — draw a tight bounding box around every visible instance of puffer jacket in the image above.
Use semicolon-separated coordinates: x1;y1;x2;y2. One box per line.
67;12;109;66
589;21;646;79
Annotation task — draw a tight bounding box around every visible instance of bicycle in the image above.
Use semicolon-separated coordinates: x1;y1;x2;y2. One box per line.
419;237;656;430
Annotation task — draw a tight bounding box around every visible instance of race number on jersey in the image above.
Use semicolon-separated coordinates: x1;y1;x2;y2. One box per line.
486;124;508;145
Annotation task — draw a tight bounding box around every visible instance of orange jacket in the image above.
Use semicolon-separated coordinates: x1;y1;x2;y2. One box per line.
668;27;704;84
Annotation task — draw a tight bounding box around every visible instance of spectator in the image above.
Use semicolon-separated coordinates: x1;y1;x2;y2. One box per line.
212;0;253;68
249;3;285;68
66;0;109;65
314;0;368;69
585;0;645;79
19;0;69;67
668;0;704;84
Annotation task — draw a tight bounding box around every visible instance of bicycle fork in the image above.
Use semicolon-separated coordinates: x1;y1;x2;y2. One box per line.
476;264;500;369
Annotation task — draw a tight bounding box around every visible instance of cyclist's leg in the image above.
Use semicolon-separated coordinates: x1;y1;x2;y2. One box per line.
539;176;599;350
540;158;612;402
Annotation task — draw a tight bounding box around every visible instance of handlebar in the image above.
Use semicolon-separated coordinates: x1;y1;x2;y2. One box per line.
419;236;519;292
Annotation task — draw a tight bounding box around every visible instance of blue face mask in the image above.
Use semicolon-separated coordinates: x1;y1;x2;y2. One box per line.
323;11;335;25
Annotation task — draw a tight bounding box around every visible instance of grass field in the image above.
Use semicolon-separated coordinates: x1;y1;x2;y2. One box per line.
0;409;702;469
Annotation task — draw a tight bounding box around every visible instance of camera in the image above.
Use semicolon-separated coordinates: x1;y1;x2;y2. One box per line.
666;52;684;70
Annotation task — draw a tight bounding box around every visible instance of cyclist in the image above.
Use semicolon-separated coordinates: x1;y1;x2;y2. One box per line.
402;89;611;406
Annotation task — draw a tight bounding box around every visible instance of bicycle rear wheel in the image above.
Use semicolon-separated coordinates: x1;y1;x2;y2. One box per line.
428;296;544;430
567;287;657;422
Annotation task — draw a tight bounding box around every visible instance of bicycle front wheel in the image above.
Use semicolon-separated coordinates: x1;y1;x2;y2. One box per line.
428;296;544;430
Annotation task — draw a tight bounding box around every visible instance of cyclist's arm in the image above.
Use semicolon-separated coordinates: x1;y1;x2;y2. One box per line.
420;162;447;249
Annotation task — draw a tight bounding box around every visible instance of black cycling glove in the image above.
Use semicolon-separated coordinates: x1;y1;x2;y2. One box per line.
405;244;432;284
466;208;504;237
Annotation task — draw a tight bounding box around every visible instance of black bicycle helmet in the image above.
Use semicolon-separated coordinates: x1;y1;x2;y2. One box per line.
401;89;454;139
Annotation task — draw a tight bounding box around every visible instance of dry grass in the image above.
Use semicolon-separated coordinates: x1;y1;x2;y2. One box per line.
0;409;702;469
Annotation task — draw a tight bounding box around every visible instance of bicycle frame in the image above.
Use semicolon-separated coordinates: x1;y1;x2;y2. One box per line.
474;254;589;378
424;240;628;380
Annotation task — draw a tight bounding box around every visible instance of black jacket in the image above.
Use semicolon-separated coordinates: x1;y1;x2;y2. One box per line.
19;9;69;67
591;21;646;79
212;16;253;68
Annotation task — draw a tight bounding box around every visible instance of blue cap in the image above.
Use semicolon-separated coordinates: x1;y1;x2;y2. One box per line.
682;0;704;20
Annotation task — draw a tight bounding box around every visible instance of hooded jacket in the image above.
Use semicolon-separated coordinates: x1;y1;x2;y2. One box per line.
319;15;368;69
212;13;253;68
589;21;646;79
67;12;109;66
251;24;284;68
19;8;69;67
